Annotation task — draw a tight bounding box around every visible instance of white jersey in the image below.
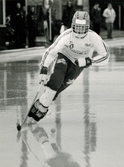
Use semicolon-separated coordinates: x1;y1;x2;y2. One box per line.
42;28;110;67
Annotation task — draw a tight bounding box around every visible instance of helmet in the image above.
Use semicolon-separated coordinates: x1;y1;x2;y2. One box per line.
71;11;90;36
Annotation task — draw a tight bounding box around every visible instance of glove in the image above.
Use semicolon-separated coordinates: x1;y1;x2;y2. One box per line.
39;66;48;84
85;57;92;67
75;57;92;67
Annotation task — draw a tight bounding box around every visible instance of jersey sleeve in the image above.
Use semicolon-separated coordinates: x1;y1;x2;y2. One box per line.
41;32;67;68
91;34;110;66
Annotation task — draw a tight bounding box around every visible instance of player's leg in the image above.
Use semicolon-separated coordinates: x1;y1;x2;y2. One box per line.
53;61;84;100
28;53;69;121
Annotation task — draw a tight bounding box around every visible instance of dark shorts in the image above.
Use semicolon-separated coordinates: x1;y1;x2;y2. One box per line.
47;53;84;100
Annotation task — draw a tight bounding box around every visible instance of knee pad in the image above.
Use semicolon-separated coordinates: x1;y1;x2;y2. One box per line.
28;99;48;122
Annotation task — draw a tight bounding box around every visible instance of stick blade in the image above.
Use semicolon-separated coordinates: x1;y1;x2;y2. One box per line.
17;123;21;131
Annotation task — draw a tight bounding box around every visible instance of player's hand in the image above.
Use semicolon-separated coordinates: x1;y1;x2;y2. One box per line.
75;57;92;67
85;57;92;67
39;66;48;84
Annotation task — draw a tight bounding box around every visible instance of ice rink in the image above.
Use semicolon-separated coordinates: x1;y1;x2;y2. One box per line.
0;38;124;167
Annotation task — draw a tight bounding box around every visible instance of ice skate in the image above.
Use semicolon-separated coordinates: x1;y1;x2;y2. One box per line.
28;99;48;122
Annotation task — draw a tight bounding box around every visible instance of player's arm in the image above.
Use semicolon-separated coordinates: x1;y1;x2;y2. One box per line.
92;37;110;66
39;35;64;83
40;31;66;68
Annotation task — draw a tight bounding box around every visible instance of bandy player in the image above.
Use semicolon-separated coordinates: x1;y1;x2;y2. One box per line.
28;11;110;121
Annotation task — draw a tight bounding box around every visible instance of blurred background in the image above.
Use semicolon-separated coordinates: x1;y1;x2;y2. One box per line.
0;0;124;50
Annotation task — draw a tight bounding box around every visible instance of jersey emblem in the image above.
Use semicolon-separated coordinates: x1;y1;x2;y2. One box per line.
69;41;74;49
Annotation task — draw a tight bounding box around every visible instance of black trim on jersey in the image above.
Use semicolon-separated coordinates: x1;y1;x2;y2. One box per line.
92;40;110;64
92;53;109;64
43;29;72;60
50;29;72;52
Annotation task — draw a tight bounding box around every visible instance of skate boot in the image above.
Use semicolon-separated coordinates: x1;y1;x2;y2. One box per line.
28;99;48;122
